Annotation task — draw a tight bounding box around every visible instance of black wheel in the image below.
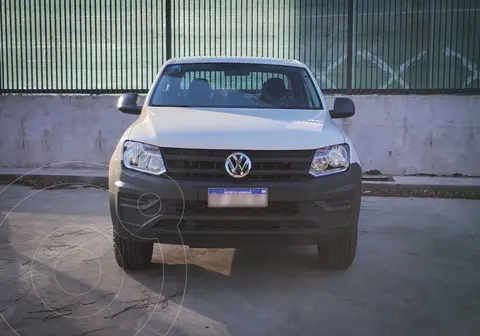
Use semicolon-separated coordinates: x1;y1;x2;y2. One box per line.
317;230;357;270
113;231;154;270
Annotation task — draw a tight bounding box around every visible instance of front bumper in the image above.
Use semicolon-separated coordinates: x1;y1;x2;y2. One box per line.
109;161;362;247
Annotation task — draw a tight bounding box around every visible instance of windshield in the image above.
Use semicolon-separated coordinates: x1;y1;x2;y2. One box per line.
149;63;323;109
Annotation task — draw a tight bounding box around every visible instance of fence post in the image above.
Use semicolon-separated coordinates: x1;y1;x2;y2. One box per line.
0;2;4;94
346;0;354;94
165;0;172;60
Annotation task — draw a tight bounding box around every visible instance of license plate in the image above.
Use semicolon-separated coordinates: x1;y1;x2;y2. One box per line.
208;188;268;208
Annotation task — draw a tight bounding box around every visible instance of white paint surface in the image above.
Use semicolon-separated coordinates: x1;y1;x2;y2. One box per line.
124;107;345;151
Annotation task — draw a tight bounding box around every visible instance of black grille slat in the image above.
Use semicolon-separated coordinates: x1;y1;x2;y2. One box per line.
179;220;317;231
165;168;307;176
162;148;312;157
154;220;318;231
163;200;301;216
167;173;310;181
161;147;314;181
163;155;226;162
163;154;311;163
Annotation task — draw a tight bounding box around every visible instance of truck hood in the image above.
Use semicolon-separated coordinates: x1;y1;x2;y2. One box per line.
123;107;345;150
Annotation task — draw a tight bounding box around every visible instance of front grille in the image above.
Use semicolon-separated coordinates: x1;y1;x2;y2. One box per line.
161;147;314;181
153;219;318;231
155;200;319;231
118;195;353;231
162;200;300;216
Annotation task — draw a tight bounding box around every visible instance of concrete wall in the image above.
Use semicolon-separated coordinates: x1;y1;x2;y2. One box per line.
0;95;479;176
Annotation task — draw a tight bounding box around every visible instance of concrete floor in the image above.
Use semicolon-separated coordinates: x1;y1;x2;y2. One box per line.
0;185;479;336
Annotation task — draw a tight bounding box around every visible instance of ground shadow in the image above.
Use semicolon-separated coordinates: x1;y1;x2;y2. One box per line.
128;244;347;335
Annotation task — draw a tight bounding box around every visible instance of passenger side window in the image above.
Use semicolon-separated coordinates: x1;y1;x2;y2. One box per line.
301;74;321;108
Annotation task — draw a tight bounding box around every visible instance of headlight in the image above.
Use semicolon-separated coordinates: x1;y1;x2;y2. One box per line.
309;144;350;177
123;141;166;175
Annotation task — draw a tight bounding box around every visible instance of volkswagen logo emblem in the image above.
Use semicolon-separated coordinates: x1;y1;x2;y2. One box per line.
225;152;252;178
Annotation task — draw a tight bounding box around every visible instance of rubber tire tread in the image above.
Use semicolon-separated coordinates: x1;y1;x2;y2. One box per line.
113;232;154;270
317;230;357;270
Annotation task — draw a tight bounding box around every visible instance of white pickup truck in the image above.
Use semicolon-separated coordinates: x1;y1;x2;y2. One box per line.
109;57;362;270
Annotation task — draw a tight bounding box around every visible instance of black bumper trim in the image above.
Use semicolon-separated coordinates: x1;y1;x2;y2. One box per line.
109;161;362;246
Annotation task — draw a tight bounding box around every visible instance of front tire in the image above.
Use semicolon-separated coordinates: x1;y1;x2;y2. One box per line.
317;230;357;270
113;232;154;270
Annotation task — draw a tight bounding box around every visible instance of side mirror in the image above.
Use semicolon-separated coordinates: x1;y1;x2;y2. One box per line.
117;93;142;115
329;97;355;119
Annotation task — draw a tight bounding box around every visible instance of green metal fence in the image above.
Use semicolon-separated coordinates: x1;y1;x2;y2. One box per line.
354;0;480;91
1;0;479;94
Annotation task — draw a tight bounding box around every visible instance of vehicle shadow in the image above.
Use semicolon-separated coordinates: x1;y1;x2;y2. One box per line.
129;244;347;335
